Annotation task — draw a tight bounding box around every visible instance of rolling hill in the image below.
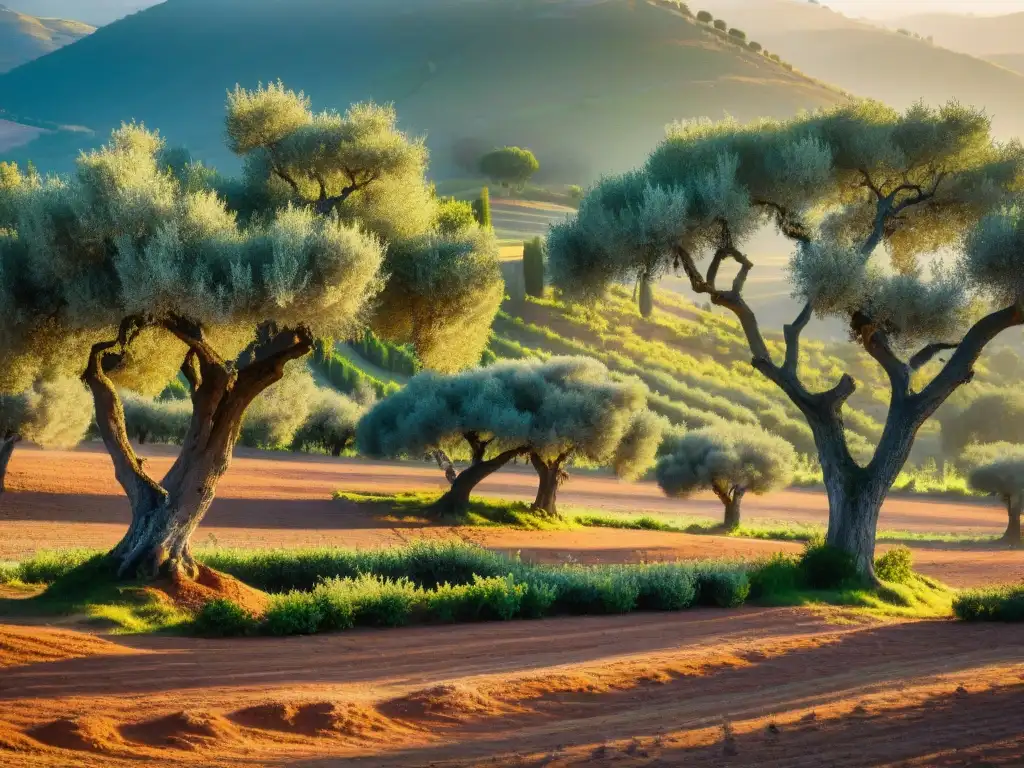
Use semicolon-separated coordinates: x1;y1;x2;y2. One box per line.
696;0;1024;141
894;12;1024;75
4;1;156;25
0;0;847;176
0;4;93;73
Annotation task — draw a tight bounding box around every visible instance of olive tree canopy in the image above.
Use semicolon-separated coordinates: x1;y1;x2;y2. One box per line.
479;147;540;190
0;83;502;580
939;389;1024;457
963;442;1024;545
656;426;795;529
357;357;663;517
549;100;1024;580
0;377;93;491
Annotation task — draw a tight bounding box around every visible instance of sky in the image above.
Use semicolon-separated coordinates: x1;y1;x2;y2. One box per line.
823;0;1024;18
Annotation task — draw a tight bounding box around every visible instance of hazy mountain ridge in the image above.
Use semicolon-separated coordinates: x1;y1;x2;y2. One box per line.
3;0;156;25
0;4;93;73
0;0;847;175
697;0;1024;141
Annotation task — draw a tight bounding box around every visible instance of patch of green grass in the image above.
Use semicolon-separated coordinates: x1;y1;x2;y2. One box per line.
0;554;190;634
953;584;1024;622
747;544;954;619
334;490;576;531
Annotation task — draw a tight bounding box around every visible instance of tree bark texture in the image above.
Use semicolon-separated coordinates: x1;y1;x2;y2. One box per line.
1003;494;1022;547
85;319;312;581
530;452;569;518
0;433;20;493
714;485;744;531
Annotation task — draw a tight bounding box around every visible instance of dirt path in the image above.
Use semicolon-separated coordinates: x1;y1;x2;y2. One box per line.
0;611;1021;766
1;446;1021;587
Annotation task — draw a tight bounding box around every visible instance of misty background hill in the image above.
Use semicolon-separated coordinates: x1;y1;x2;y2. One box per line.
894;11;1024;75
698;0;1024;141
0;0;846;177
3;0;153;25
0;4;93;73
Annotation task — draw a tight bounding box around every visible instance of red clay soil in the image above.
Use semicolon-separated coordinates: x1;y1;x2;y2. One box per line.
0;625;140;669
1;445;1021;588
158;566;269;616
0;610;1021;766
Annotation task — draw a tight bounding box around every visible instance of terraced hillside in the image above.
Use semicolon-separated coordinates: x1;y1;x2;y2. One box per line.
0;4;93;73
0;0;847;173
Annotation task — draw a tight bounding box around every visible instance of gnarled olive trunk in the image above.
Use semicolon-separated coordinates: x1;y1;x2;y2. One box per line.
1003;494;1022;547
431;436;525;517
530;451;570;518
85;320;312;581
810;396;919;584
713;485;744;531
0;433;20;493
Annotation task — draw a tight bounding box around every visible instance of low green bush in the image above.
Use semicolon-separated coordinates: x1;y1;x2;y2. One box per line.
265;590;327;636
953;585;1024;622
634;564;698;611
694;565;750;607
747;553;801;600
799;540;858;589
875;545;914;584
11;549;97;585
193;599;260;637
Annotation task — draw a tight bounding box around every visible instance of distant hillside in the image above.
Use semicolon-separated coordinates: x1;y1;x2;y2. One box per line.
894;12;1024;57
4;1;156;25
0;0;847;176
0;4;93;73
697;0;1024;141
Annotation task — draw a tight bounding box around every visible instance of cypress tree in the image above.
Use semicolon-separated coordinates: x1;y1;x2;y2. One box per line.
523;237;546;298
639;275;654;318
472;186;492;229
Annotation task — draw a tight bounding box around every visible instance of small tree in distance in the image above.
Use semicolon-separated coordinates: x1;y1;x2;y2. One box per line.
713;19;727;31
356;357;662;518
0;378;93;492
938;390;1024;457
480;147;540;191
472;186;492;229
656;426;795;530
697;10;713;23
963;442;1024;546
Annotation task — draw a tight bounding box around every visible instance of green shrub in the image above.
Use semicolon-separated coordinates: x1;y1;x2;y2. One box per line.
634;565;698;610
713;19;727;31
799;540;858;589
519;580;558;618
265;591;325;636
875;546;914;584
694;566;750;607
953;585;1024;622
426;575;526;623
310;581;357;631
0;562;17;584
748;553;801;599
697;10;713;23
193;599;260;637
343;575;421;627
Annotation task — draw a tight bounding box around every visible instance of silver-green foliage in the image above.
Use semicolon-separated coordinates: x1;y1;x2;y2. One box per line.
0;125;386;395
292;388;363;456
121;391;191;445
940;390;1024;458
656;425;796;498
965;443;1024;497
0;377;92;449
357;356;663;478
240;367;319;449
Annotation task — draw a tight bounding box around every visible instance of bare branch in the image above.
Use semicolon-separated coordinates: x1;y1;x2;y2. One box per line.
783;301;813;374
851;311;911;396
908;342;959;372
915;302;1024;415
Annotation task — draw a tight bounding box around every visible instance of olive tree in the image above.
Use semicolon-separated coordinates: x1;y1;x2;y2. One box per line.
479;147;540;191
357;357;662;517
549;101;1024;581
122;392;191;445
939;389;1024;457
292;388;363;456
0;378;93;491
0;88;500;580
963;442;1024;546
655;426;795;529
